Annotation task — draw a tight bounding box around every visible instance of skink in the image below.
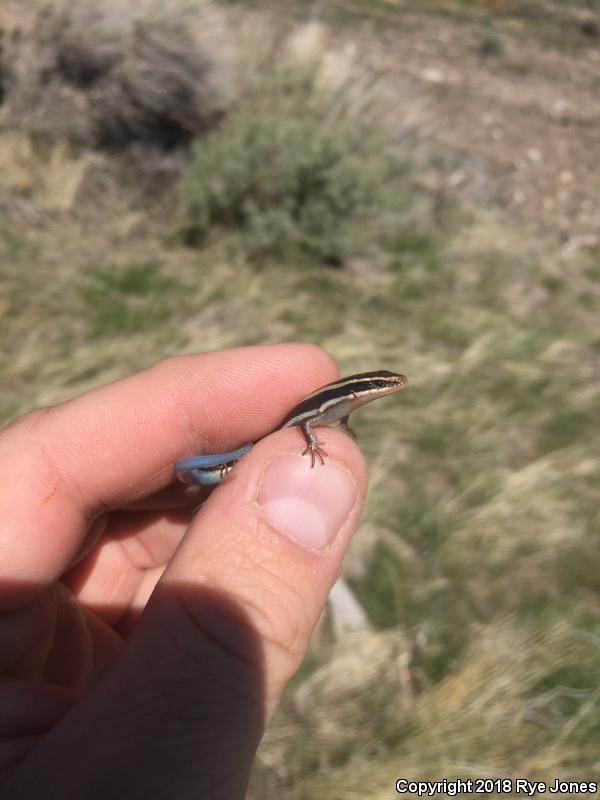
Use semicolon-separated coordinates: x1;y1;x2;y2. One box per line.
175;370;407;485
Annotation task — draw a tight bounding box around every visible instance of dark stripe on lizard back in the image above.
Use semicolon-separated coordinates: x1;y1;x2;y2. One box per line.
278;378;389;428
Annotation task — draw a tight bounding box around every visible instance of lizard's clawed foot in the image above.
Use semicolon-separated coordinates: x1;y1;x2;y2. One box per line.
302;441;327;468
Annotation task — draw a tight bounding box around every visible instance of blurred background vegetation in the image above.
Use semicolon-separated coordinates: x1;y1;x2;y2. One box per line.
1;0;599;796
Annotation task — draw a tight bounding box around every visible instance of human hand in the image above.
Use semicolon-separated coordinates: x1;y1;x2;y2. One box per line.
0;344;368;799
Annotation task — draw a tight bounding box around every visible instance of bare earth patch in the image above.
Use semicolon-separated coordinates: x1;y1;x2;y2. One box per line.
348;6;600;247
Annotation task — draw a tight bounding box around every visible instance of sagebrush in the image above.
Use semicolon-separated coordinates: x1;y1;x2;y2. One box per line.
178;66;403;264
0;0;233;149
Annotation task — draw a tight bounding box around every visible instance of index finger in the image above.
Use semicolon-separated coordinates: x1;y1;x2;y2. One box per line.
0;344;338;608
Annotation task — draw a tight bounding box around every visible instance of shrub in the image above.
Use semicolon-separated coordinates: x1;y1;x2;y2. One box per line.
178;66;400;264
0;0;233;150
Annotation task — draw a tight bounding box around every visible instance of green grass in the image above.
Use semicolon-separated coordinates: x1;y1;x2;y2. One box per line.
78;260;181;338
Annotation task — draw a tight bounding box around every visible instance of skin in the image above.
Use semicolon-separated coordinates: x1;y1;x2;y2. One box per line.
0;344;368;799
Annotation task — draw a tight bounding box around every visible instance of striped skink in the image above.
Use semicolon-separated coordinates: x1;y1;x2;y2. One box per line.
175;370;407;485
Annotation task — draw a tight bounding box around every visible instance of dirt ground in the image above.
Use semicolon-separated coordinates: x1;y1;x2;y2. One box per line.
364;6;600;248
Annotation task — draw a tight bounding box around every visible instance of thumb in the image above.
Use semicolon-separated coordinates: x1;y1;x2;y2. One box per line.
8;428;367;800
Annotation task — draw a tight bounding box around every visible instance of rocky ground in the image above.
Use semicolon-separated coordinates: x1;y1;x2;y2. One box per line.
331;1;600;250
